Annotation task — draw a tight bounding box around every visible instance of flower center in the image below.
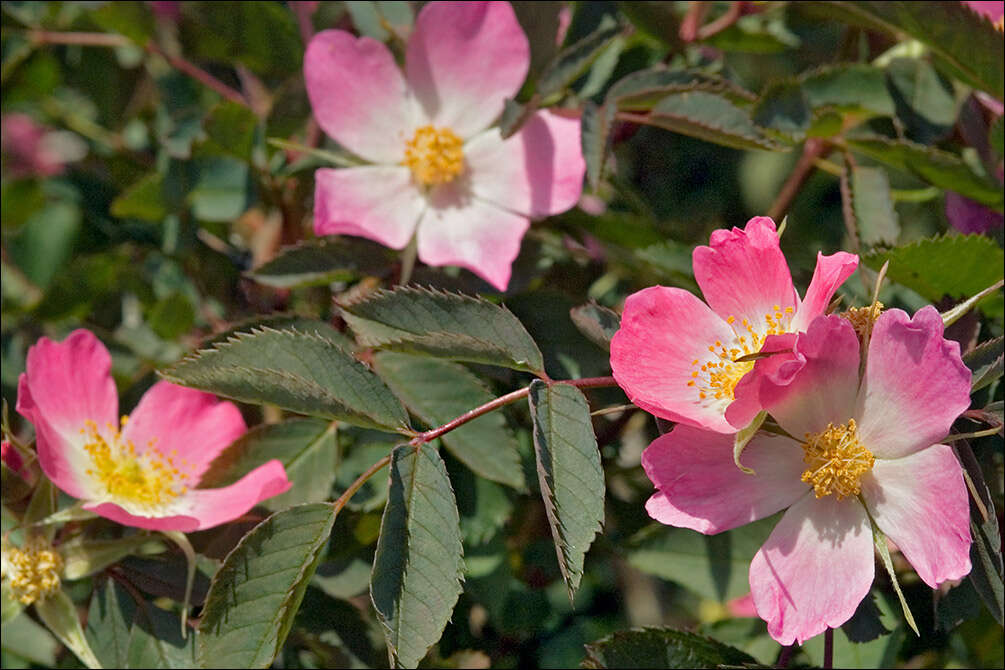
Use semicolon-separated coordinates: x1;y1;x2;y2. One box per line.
688;306;794;402
840;301;883;344
800;419;875;500
5;536;63;605
81;417;190;509
402;125;465;186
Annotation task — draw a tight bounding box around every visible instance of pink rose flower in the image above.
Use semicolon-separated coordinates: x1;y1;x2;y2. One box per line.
963;0;1004;24
15;330;290;532
610;216;858;433
641;308;973;644
304;1;585;290
1;114;66;179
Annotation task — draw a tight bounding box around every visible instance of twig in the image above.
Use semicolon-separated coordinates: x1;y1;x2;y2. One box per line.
331;455;391;516
697;2;745;41
767;138;826;222
823;628;834;668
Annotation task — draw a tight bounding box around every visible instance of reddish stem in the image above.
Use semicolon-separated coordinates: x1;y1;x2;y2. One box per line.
767;138;826;222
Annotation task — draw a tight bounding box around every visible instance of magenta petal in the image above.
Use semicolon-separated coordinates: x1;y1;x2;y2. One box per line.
692;216;798;327
465;111;585;218
415;191;529;290
610;286;740;433
178;460;291;531
730;315;860;438
121;381;247;485
313;166;426;249
83;501;200;532
749;495;874;645
17;330;119;499
790;251;859;332
861;445;972;588
642;426;808;534
856;307;972;459
305;30;416;163
405;1;529;138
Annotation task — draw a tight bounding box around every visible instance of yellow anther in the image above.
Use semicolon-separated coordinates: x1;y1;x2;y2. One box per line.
840;302;884;341
402;125;465;186
81;418;190;509
800;419;874;500
4;536;63;605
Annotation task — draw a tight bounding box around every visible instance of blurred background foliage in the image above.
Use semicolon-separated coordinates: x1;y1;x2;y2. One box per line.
2;1;1003;668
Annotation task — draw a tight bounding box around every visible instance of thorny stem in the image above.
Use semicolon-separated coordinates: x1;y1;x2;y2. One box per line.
409;376;618;446
332;454;391;516
767;138;827;222
28;31;249;108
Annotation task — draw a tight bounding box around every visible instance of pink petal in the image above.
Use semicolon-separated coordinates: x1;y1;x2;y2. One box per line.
642;426;808;534
177;460;291;531
121;381;247;485
16;330;119;499
750;495;874;645
692;217;798;329
790;251;859;332
305;30;416;163
861;445;972;588
856;307;972;459
610;286;741;433
313;166;426;249
405;1;529;138
964;1;1004;22
415;188;529;290
83;460;290;532
728;316;861;438
464;110;585;218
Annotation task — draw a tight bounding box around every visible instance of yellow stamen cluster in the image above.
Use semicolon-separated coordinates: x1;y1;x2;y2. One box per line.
840;302;883;340
801;419;875;499
81;417;190;509
5;537;63;605
688;306;794;402
402;125;465;186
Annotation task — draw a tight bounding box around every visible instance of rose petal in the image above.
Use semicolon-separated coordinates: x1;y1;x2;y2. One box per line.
305;30;416;163
121;381;247;485
750;495;874;645
415;186;529;290
643;426;808;534
464;110;584;218
313;166;426;249
728;315;861;438
610;286;740;433
692;216;798;329
790;251;859;332
861;445;972;588
856;307;972;459
17;330;119;499
405;1;529;138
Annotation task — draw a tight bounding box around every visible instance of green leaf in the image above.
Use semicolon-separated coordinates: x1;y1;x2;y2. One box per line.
110;172;168;222
200;315;352;349
188;158;250;222
885;58;957;142
809;1;1004;100
374;352;525;490
848;165;900;246
802;64;896;117
569;302;621;352
606;67;756;111
733;411;766;475
955;439;1004;624
126;599;197;668
148;292;195;340
581;101;617;189
247;237;393;289
963;336;1003;392
343;1;414;41
448;457;514;546
535;21;622;100
862;235;1005;316
35;589;102;668
803;592;904;669
991;115;1004;160
845;135;1004;209
2;580;24;624
61;535;162;580
86;580;135;669
371;445;464;668
198;503;337;668
340;287;545;374
200;101;258;162
873;525;919;635
90;0;156;45
626;517;776;601
1;608;59;666
528;381;604;602
582;626;757;669
642;91;790;152
162;327;409;431
199;418;338;510
752;79;811;138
